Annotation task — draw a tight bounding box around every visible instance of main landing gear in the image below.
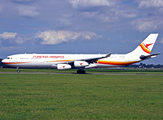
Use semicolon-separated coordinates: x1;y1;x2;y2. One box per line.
77;69;86;74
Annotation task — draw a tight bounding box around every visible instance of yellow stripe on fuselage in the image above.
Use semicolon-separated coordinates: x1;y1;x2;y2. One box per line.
97;60;140;65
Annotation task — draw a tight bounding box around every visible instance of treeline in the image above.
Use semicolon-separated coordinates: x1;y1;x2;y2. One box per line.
125;63;163;68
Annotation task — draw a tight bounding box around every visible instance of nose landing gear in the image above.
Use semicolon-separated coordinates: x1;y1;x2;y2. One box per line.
17;67;20;73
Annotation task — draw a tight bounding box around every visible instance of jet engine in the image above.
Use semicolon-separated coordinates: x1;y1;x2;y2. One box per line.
57;64;71;70
74;61;89;67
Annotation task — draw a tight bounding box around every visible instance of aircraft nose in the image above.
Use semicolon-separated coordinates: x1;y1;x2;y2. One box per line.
2;59;6;64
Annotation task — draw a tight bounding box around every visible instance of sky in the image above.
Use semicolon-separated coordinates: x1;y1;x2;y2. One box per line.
0;0;163;64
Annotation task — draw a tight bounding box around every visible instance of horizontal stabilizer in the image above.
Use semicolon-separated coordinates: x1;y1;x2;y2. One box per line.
140;53;161;60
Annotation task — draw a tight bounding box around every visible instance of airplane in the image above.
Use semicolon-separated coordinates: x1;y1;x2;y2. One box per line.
2;34;161;74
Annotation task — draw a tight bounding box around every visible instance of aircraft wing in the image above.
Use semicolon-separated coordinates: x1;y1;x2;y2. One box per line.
84;53;112;63
63;53;111;64
140;53;161;60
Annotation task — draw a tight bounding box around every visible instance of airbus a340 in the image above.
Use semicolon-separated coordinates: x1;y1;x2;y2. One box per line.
2;34;161;73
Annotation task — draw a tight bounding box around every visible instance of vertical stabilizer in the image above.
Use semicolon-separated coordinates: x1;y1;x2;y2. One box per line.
128;34;158;56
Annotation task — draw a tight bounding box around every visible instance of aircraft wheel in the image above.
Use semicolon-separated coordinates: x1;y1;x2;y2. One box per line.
77;70;86;74
82;70;86;74
77;70;80;74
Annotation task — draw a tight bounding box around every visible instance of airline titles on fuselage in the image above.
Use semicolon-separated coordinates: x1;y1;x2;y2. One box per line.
32;55;64;59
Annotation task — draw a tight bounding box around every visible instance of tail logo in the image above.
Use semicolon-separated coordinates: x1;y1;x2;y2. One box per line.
143;43;153;49
139;43;153;54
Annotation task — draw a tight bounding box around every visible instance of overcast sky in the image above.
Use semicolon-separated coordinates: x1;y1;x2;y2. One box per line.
0;0;163;64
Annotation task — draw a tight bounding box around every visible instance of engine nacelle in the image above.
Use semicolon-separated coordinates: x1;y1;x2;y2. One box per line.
74;61;89;67
57;64;71;70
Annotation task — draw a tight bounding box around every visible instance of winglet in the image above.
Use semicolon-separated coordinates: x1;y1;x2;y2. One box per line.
104;53;111;58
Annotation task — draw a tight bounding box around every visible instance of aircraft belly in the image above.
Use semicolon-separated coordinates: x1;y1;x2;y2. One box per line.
4;61;53;68
95;63;121;68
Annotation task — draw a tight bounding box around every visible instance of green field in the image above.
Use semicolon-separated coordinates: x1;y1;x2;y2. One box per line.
0;68;163;74
0;69;163;119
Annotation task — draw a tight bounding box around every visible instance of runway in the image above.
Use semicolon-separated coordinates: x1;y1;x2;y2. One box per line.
0;72;163;76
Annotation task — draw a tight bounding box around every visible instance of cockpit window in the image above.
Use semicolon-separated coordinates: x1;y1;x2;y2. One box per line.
6;57;12;59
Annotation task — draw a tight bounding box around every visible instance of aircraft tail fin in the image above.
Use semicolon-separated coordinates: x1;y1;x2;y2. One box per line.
128;34;158;56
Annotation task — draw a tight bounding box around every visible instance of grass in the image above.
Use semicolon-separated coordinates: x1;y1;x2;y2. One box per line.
0;68;163;74
0;69;163;119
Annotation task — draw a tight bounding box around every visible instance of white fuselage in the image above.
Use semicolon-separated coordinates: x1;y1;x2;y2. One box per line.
2;53;141;69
